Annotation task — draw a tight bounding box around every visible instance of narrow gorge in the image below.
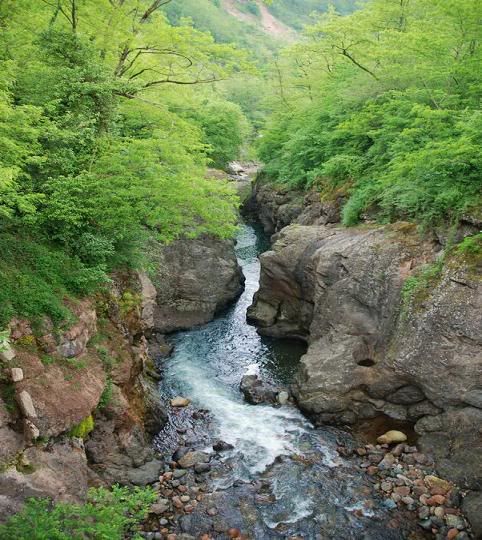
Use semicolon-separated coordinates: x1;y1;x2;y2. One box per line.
0;1;480;539
1;171;480;539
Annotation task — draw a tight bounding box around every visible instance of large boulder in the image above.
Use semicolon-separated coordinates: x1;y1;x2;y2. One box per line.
249;223;482;494
149;235;244;333
0;440;89;519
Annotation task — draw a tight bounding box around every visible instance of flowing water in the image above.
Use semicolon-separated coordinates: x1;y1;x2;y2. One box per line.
156;222;412;539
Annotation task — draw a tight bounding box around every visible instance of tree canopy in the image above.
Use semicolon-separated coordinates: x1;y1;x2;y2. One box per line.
0;0;254;325
258;0;482;226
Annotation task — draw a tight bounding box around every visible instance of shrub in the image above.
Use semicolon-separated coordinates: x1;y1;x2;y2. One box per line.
0;485;156;539
69;415;94;439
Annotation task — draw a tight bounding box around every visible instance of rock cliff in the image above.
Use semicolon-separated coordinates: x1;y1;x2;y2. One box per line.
248;222;482;531
148;236;245;333
0;274;164;519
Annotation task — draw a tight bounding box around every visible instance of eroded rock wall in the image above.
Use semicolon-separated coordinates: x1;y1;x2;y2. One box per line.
248;223;482;499
148;236;245;333
0;274;165;519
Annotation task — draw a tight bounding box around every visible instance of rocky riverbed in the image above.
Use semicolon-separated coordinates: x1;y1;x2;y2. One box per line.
136;219;477;539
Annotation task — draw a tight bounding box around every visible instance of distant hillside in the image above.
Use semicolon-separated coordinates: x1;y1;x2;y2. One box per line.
163;0;360;55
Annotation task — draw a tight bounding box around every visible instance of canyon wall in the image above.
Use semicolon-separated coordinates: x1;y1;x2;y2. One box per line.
247;182;482;533
0;236;243;520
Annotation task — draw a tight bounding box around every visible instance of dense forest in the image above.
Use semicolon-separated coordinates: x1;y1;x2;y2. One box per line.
0;0;252;327
259;0;482;227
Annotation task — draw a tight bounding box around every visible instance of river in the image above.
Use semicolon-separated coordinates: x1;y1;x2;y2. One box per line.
155;222;410;539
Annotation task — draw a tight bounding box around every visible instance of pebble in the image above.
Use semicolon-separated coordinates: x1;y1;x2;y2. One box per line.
173;469;186;479
419;507;430;519
207;508;218;516
172;496;183;509
378;453;396;470
227;528;241;539
180;495;190;503
427;495;446;506
445;514;465;530
447;529;459;540
381;481;392;492
434;506;445;518
393;486;411;497
160;518;168;526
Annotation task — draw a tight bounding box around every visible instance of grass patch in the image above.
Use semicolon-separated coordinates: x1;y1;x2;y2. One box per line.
0;233;105;328
401;259;444;314
0;485;156;539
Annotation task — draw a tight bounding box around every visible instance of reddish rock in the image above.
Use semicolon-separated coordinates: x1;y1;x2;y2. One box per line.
367;466;378;475
228;528;241;538
393;486;411;497
427;495;446;506
172;496;183;509
447;529;459;540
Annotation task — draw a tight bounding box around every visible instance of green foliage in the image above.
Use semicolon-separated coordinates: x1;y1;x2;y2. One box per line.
0;234;104;327
69;415;94;440
185;100;250;169
259;0;482;227
456;233;482;257
0;0;247;326
97;378;113;410
0;485;156;539
0;330;10;353
401;259;444;311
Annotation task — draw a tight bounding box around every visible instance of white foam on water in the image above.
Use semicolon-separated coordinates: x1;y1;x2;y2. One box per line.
168;353;310;474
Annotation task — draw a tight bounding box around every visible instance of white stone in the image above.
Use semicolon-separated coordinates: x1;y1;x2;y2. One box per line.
17;390;37;418
11;368;24;382
24;419;40;442
0;344;16;362
278;391;289;405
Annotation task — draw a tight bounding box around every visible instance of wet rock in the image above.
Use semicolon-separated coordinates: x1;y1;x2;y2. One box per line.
178;451;209;469
378;452;396;470
194;463;211;474
171;397;190;408
239;375;277;405
212;440;234;452
462;491;482;538
277;391;289;405
447;528;459;540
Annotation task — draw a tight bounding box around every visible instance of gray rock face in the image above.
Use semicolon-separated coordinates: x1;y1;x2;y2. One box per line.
248;223;482;502
0;441;89;519
149;236;244;333
243;177;342;235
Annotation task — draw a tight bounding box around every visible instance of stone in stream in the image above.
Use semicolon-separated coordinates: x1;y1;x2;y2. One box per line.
239;375;278;405
171;397;190;407
277;391;289;405
177;451;210;469
212;440;234;452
